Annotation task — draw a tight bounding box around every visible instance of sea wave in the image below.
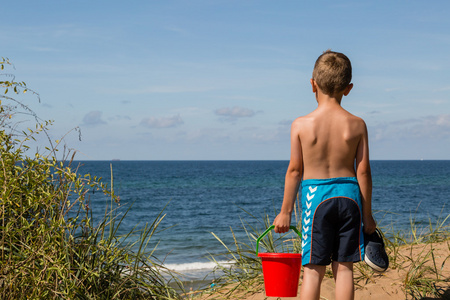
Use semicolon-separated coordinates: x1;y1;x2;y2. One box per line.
164;260;234;272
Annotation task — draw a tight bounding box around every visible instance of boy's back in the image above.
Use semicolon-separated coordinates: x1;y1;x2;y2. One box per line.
295;103;366;180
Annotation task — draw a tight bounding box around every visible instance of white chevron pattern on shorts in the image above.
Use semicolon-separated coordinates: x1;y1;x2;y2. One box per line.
303;184;317;254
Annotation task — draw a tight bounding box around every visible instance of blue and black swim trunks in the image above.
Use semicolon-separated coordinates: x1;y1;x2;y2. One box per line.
301;177;364;266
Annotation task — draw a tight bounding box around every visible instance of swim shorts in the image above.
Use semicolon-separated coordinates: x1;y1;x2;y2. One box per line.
301;177;364;266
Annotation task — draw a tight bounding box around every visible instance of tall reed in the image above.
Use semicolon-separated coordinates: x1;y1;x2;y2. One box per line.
1;59;184;299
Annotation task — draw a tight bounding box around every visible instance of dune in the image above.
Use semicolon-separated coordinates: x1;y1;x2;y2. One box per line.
197;239;450;300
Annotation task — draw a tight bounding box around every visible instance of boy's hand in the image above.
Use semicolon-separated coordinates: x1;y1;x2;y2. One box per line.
363;214;376;234
273;213;291;233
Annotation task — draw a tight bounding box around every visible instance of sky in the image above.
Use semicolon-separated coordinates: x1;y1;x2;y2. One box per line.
1;0;450;160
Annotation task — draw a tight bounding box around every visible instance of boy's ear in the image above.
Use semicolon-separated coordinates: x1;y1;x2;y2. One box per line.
343;83;353;96
310;79;318;93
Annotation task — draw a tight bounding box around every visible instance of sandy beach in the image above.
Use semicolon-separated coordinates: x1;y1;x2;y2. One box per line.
198;240;450;300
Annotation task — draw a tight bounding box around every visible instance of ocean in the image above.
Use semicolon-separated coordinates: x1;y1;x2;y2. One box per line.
73;160;450;282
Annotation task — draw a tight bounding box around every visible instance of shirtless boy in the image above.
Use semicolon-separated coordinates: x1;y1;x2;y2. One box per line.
273;50;377;300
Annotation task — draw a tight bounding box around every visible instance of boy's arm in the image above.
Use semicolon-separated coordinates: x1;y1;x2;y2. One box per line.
356;121;376;234
273;120;303;233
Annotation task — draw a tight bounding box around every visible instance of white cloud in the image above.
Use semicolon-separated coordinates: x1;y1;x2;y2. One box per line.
384;87;401;92
81;111;107;127
29;46;60;52
164;25;189;36
108;86;216;95
370;114;450;141
433;86;450;92
436;114;450;126
278;119;292;126
108;115;131;122
214;106;255;121
140;115;184;129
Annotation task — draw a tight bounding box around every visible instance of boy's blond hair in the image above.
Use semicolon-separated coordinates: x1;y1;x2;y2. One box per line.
312;50;352;96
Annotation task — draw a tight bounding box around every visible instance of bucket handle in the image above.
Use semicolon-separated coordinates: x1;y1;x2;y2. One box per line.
256;225;302;255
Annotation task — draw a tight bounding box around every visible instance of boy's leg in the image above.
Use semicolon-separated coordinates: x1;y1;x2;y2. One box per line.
300;264;326;300
332;261;354;300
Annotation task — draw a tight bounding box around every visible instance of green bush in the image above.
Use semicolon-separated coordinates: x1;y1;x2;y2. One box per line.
0;58;182;299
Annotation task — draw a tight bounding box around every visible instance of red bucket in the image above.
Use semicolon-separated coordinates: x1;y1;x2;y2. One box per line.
256;225;302;297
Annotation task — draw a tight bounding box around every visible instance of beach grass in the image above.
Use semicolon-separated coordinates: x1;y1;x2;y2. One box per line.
1;63;185;299
203;203;303;299
390;213;450;299
0;137;185;299
202;206;450;300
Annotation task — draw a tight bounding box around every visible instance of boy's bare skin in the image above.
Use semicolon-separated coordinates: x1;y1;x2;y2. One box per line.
273;77;376;300
273;79;376;235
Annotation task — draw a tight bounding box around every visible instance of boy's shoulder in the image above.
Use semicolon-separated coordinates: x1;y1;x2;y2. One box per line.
340;110;367;127
290;113;313;130
293;107;365;122
291;108;367;134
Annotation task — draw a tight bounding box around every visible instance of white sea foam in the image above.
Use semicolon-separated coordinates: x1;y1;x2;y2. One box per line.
164;260;234;272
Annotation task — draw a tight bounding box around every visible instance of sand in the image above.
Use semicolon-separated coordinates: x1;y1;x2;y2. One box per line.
198;240;450;300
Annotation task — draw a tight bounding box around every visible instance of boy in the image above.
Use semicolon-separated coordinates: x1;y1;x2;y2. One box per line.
273;50;376;300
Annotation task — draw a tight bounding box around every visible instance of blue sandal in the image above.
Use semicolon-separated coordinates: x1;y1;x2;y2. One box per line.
364;228;389;273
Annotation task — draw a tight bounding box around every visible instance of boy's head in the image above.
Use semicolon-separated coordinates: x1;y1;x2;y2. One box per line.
312;50;352;97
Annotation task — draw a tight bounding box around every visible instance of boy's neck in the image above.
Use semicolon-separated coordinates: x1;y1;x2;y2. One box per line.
310;79;352;108
315;90;344;107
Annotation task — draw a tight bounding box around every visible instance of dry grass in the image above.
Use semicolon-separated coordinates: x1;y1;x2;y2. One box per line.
198;209;450;300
